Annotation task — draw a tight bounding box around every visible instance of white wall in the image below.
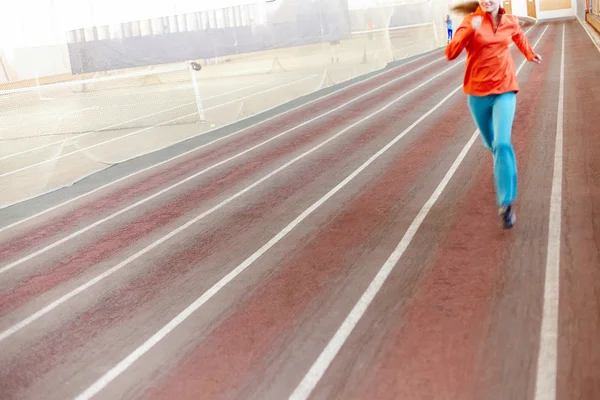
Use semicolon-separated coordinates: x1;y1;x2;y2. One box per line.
1;0;262;49
512;0;528;16
0;0;261;81
11;45;72;81
0;46;71;82
577;0;586;19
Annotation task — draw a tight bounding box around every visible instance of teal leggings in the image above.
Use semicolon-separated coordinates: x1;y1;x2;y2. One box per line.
467;92;517;207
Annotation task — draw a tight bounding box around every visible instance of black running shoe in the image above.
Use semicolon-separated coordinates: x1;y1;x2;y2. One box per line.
498;205;516;229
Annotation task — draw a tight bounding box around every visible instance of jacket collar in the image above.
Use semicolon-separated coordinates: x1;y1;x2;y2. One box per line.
474;6;506;16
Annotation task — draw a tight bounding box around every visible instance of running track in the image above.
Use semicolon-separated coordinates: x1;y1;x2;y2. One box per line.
0;19;599;400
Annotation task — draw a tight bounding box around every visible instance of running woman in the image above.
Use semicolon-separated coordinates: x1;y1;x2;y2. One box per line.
445;0;542;229
445;15;453;43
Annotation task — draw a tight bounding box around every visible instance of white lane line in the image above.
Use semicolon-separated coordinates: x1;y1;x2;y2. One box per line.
0;55;462;344
0;56;450;274
0;107;97;133
1;103;193;153
72;62;473;400
576;16;600;53
289;24;549;400
0;66;190;96
0;52;443;232
534;23;564;400
352;21;432;36
0;75;318;178
0;78;282;162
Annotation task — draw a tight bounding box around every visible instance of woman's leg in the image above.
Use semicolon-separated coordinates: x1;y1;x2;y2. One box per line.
467;93;517;227
467;94;494;152
491;92;517;207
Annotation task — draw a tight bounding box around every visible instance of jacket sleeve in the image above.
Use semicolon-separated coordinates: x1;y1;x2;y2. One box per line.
445;16;474;60
511;20;536;61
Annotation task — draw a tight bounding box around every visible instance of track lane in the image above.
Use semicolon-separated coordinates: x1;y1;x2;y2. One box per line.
472;22;562;400
557;20;600;400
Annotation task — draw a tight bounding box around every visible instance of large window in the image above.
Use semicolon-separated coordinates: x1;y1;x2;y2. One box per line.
65;2;264;42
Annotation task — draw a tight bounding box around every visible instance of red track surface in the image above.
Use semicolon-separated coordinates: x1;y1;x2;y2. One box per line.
0;20;598;400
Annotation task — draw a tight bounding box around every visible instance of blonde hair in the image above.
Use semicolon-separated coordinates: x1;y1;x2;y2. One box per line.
450;1;480;16
449;2;536;26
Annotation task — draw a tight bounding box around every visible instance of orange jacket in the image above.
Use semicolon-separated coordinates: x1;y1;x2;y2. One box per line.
445;7;536;96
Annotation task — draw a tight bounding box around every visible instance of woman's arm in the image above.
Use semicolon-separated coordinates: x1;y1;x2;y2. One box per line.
445;17;475;60
511;22;536;61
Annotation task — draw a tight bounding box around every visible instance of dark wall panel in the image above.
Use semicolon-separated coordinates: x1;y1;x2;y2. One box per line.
68;0;352;74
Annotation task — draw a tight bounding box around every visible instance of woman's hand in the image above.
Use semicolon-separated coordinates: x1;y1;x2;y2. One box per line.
532;54;543;64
